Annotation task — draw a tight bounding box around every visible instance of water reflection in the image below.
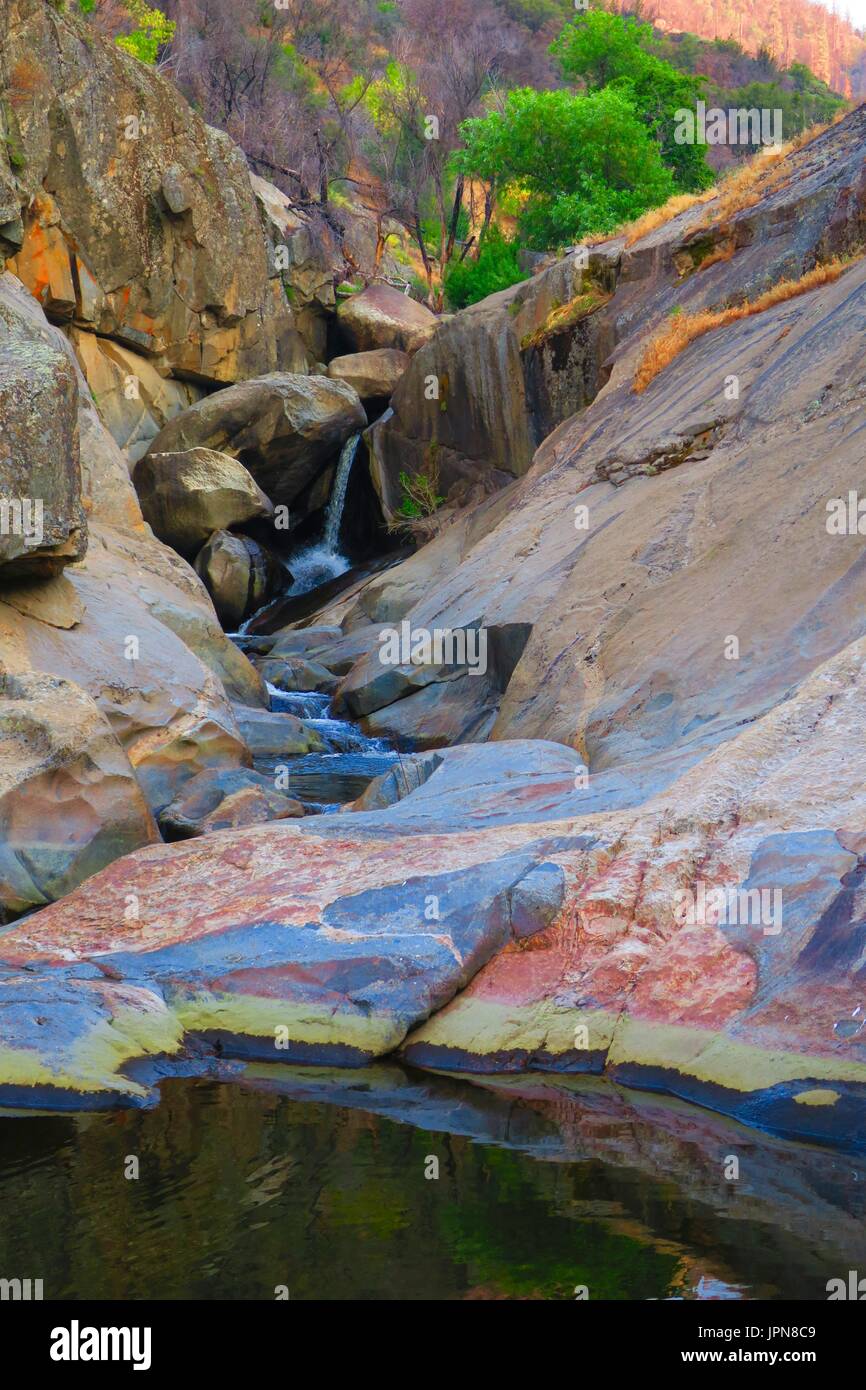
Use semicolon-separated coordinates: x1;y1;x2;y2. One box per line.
0;1066;863;1300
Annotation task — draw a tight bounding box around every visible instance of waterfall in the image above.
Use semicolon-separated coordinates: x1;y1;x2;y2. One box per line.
279;433;361;598
323;433;360;553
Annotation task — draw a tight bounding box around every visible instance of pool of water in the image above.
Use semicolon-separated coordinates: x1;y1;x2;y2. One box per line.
1;1067;863;1301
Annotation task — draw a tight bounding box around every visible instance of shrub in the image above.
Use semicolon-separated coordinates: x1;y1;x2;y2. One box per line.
444;226;525;309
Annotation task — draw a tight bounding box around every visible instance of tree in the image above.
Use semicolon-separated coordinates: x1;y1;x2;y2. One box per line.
456;85;675;249
360;0;517;302
552;11;714;192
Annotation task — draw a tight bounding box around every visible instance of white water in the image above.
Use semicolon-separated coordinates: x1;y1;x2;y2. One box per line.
285;433;361;596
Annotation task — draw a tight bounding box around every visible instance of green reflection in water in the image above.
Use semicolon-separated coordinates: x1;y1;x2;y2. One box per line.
0;1071;861;1300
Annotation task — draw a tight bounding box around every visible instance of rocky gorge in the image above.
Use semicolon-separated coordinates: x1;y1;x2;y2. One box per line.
2;0;866;1184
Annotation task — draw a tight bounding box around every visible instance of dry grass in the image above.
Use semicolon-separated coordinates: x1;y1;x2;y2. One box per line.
595;117;837;256
691;120;833;234
633;257;852;394
696;238;736;273
520;287;611;349
586;191;716;249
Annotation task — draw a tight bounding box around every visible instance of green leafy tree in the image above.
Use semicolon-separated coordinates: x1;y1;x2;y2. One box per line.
456;85;674;249
115;1;174;64
552;11;713;193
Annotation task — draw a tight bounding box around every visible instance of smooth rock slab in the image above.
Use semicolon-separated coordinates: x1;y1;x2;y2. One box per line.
0;823;576;1105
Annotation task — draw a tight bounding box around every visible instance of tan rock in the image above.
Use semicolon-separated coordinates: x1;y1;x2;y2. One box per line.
134;448;274;558
66;331;203;464
194;530;285;630
327;349;410;401
0;3;298;385
146;373;367;511
337;283;438;356
0;671;158;920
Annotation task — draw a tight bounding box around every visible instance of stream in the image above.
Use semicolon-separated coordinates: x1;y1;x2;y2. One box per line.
263;685;399;809
233;431;401;810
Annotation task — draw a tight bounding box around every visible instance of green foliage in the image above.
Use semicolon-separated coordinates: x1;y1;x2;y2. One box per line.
457;86;675;249
77;0;97;13
444;225;525;309
115;2;175;65
552;11;714;193
396;467;444;521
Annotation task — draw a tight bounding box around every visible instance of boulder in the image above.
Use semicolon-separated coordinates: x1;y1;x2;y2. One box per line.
134;449;274;558
0;276;86;576
158;767;304;838
0;672;158;920
0;272;263;819
194;530;285;630
0;0;300;385
337;284;438;356
251;174;339;363
327;349;410;402
256;656;338;694
233;706;326;758
146;374;367;511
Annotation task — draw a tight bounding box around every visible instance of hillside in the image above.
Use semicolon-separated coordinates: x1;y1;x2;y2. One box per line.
616;0;866;96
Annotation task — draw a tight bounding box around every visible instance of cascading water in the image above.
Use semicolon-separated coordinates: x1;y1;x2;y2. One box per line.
284;433;361;596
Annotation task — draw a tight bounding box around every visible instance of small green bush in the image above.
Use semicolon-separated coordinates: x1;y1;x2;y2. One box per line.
444;226;525;310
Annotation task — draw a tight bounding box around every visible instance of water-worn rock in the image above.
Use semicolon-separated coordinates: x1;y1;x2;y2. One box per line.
0;274;263;819
0;672;158;920
194;530;284;630
6;638;866;1148
0;0;298;386
233;706;326;758
66;331;203;464
337;284;438;356
146;375;367;512
159;767;304;838
256;656;338;694
0;276;86;575
134;449;274;558
327;349;410;402
365;254;614;519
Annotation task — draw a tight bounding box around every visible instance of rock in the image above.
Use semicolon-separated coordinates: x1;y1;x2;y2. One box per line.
267;626;344;659
146;374;367;512
337;283;438;356
134;449;274;558
5;626;866;1145
0;0;299;385
0;574;85;629
251;174;339;363
0;672;158;920
66;331;203;464
364;255;613;520
158;767;304;838
257;656;338;694
327;349;410;402
0;273;262;819
233;706;326;758
0;276;86;576
194;530;285;630
350;751;444;811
